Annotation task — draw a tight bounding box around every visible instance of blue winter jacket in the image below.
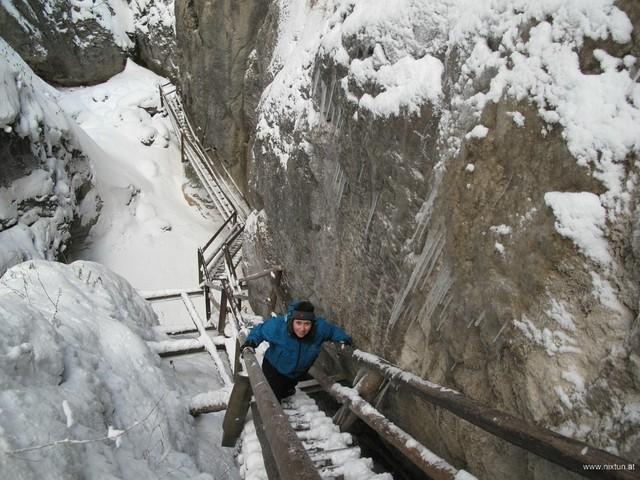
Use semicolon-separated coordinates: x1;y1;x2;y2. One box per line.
246;307;351;380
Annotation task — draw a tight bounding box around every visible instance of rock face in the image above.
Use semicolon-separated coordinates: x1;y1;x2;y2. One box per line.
0;0;178;86
178;1;640;478
0;0;129;85
175;0;270;191
133;0;180;81
0;40;99;275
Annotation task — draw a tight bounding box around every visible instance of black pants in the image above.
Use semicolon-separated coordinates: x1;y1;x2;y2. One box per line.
262;357;297;402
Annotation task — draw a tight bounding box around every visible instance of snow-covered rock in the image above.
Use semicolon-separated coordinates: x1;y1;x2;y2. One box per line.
0;260;212;479
0;0;177;86
0;39;99;276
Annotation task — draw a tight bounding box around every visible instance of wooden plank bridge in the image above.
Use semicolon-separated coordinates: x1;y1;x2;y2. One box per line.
146;82;639;480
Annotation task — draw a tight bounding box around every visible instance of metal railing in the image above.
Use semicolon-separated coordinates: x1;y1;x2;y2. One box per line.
159;82;250;324
159;82;250;222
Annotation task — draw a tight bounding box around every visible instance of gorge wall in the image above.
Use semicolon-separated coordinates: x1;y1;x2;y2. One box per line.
180;1;640;478
175;0;270;190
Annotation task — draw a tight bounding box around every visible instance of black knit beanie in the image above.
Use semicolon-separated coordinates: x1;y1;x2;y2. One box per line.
292;301;315;321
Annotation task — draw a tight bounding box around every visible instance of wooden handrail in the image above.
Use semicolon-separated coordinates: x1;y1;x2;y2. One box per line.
237;266;283;284
202;212;236;252
310;365;462;480
336;347;638;480
204;223;242;269
182;292;232;386
242;349;322;480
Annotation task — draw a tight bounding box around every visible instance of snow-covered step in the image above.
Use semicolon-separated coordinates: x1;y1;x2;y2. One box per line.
239;390;392;479
147;334;227;357
155;323;215;335
148;337;204;356
190;387;232;416
282;391;393;480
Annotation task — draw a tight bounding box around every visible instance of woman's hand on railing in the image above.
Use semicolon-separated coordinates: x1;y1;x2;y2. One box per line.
240;341;257;358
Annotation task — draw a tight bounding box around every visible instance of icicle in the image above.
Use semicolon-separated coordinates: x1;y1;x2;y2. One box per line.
418;266;453;333
357;161;366;182
312;64;321;97
334;106;343;135
467;311;485;329
330;162;348;208
336;174;347;208
325;73;336;123
332;162;341;188
319;80;327;119
388;224;446;332
364;191;380;238
492;320;510;343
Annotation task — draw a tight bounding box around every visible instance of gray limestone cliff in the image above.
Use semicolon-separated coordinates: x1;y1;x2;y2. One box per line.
134;0;180;80
175;0;270;191
0;0;178;86
177;1;640;478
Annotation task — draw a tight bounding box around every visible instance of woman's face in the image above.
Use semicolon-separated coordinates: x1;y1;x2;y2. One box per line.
292;319;313;338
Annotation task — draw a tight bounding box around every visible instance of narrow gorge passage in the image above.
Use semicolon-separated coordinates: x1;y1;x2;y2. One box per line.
1;1;640;479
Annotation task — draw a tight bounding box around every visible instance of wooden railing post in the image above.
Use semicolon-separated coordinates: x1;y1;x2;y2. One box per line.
204;283;211;324
221;373;252;447
223;245;232;283
234;337;242;375
218;288;228;334
224;245;237;283
269;270;282;314
334;367;385;432
197;248;204;284
180;131;185;162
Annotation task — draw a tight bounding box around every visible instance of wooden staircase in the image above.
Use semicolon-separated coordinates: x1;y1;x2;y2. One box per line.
240;390;393;480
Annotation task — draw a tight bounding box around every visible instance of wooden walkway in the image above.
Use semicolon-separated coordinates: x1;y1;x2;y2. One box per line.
241;390;393;479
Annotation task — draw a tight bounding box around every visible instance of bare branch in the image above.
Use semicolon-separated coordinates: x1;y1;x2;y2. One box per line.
4;394;167;455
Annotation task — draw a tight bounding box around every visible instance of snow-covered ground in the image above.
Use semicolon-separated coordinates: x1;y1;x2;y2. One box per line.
0;261;216;479
1;58;240;478
58;60;218;293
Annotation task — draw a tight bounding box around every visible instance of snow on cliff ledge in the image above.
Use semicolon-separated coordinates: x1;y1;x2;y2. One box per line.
255;0;639;264
0;260;211;479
